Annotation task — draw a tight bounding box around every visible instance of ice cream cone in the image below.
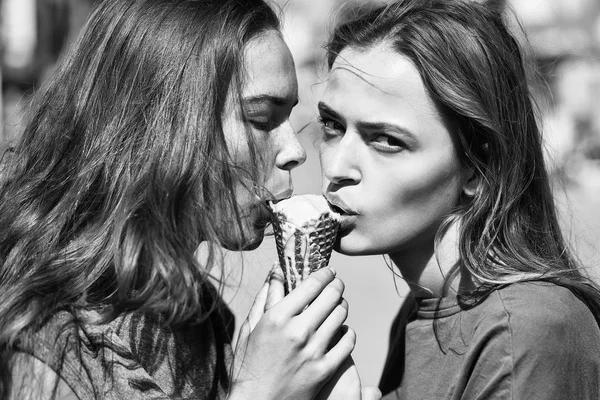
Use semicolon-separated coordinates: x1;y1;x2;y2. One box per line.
268;195;340;294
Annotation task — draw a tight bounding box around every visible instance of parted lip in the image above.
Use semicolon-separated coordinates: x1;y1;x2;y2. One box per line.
325;193;359;216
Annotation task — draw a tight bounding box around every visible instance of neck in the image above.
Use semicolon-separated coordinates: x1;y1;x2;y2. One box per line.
389;221;476;299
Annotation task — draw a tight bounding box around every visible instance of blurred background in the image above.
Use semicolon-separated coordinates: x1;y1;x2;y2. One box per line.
1;0;599;387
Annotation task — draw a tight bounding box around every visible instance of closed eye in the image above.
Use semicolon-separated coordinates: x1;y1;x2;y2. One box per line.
248;119;275;131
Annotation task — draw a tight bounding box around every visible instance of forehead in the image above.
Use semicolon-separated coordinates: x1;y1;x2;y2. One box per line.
323;43;453;148
325;44;436;116
242;30;298;99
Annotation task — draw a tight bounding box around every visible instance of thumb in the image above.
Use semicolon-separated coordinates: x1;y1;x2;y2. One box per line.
362;386;382;400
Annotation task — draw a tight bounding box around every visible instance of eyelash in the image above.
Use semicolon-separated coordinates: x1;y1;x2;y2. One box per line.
249;121;272;131
317;116;343;136
318;116;406;153
371;135;406;153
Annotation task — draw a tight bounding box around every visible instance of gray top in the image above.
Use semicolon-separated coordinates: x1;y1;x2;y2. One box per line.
380;281;600;400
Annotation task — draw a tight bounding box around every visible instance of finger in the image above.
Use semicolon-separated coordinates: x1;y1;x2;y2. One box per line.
265;263;285;311
321;325;356;373
246;281;269;330
275;267;337;317
296;277;344;330
314;356;354;400
311;298;349;353
235;318;251;354
362;386;382;400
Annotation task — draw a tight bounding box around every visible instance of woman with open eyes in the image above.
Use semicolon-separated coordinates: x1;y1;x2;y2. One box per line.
317;0;600;399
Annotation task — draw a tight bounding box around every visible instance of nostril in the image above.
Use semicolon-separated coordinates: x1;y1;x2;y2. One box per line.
282;160;300;171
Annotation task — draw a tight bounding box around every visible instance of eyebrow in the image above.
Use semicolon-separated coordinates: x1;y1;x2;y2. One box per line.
243;94;299;108
318;101;418;143
317;102;345;121
357;121;417;141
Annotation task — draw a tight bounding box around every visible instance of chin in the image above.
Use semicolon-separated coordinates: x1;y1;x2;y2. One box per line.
335;237;382;256
220;233;264;251
235;226;267;251
241;210;270;250
335;247;383;256
220;209;269;251
242;234;264;251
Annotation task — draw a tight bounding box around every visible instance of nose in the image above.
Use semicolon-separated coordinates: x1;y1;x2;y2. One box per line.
275;120;307;171
320;131;361;186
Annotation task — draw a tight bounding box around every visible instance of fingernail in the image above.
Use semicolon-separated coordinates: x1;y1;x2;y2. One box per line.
265;269;274;283
328;267;337;276
266;263;279;281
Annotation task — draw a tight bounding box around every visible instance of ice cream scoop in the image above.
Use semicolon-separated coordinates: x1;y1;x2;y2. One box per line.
268;194;341;294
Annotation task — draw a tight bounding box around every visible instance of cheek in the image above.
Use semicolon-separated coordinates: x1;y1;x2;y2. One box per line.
318;147;327;188
344;159;464;254
396;172;462;217
218;192;268;250
232;132;275;196
258;148;282;197
318;141;338;188
394;164;463;223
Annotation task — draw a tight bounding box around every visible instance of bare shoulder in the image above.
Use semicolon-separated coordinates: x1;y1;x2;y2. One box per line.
9;352;79;400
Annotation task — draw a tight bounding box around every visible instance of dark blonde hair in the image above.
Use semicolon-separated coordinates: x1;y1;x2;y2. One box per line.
0;0;280;395
326;0;600;312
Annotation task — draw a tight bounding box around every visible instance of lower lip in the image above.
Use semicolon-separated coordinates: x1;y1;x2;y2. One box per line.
338;214;357;233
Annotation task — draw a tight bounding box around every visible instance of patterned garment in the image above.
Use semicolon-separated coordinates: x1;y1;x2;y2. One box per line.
15;287;235;399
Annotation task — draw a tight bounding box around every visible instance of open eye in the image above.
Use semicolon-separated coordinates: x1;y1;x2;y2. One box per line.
371;134;406;153
318;117;344;135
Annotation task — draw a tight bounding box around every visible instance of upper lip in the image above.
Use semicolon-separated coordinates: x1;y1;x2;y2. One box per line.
325;193;358;215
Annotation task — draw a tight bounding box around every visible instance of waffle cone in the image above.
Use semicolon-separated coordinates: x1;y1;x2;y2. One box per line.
270;211;340;295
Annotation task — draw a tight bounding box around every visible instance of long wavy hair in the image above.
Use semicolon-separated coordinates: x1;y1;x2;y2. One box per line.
0;0;280;394
326;0;600;313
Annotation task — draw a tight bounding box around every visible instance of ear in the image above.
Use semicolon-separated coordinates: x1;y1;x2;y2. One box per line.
461;166;478;197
